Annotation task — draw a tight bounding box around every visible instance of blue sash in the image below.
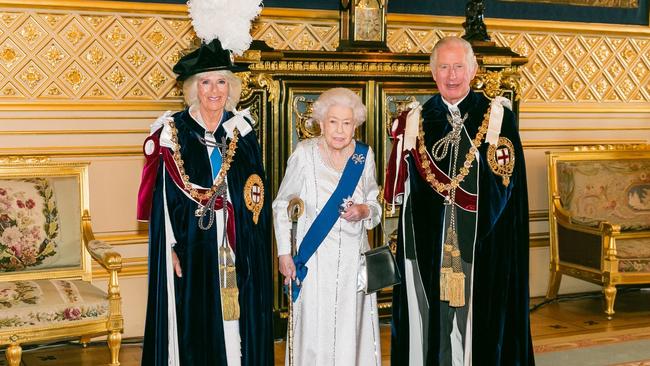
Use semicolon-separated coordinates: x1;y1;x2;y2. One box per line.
292;142;369;302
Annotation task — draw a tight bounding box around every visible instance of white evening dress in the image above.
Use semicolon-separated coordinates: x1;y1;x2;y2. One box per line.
272;137;382;366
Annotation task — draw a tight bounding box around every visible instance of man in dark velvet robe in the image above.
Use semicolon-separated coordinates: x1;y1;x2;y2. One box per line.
136;39;273;366
385;36;534;365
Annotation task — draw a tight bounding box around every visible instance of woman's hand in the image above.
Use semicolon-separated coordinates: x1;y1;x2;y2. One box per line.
171;249;182;278
340;203;369;222
279;254;297;286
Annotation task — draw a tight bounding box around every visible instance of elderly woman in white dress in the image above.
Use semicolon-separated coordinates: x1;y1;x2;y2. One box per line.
272;87;382;366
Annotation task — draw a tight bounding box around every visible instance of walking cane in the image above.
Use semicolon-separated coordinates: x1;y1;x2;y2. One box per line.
286;197;304;366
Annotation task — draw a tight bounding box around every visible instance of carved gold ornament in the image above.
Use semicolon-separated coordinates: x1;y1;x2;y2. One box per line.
85;45;106;67
127;49;147;68
145;27;167;49
0;46;17;66
147;68;167;90
21;65;44;89
20;21;42;45
65;67;85;91
45;44;65;68
244;174;264;225
293;96;320;139
487;137;515;186
65;24;85;46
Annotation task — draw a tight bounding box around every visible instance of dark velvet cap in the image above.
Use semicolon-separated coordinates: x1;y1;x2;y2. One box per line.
172;39;247;81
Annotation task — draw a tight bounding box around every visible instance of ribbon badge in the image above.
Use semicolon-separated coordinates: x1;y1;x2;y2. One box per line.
244;174;264;224
487;136;515;186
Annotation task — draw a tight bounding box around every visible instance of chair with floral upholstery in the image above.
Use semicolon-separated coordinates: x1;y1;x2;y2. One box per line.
0;157;122;366
546;145;650;319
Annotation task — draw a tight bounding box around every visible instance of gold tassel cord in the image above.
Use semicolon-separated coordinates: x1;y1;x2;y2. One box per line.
219;246;240;321
440;244;453;301
448;249;465;307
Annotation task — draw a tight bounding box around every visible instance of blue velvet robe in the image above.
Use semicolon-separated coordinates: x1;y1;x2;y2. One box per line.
390;91;535;365
140;109;273;365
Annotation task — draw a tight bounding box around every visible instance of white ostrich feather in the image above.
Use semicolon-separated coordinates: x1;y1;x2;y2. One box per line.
187;0;263;56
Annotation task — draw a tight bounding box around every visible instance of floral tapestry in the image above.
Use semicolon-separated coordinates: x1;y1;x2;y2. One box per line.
0;179;60;271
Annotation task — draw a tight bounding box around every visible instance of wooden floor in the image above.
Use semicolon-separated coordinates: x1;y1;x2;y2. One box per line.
2;289;649;366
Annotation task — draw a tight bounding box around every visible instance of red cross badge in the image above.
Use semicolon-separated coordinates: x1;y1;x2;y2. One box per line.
244;174;264;224
488;137;515;186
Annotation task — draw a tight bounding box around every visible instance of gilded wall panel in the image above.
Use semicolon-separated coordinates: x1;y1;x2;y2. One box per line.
0;6;192;103
0;3;649;108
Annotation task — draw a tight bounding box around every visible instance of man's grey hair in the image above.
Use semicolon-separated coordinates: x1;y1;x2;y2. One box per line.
182;70;242;111
429;36;478;73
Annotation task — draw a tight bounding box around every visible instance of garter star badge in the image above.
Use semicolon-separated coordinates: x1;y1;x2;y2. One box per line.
487;137;515;186
244;174;264;224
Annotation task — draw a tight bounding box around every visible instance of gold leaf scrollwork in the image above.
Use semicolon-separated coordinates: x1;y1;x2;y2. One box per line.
293;96;320;140
238;72;253;100
255;73;279;102
474;70;504;99
0;156;51;165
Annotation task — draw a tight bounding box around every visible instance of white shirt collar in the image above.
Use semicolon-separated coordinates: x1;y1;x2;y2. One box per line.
441;90;470;111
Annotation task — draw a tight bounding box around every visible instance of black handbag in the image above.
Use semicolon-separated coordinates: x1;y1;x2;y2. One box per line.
361;244;401;294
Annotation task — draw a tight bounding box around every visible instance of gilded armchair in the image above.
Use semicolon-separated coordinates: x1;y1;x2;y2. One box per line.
546;145;650;319
0;158;123;366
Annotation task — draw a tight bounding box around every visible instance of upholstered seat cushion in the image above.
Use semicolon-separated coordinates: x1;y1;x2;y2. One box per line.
0;279;108;331
617;237;650;273
557;160;650;231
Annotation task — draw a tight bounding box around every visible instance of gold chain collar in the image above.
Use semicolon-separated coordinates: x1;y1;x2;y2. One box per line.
416;106;491;193
169;120;240;201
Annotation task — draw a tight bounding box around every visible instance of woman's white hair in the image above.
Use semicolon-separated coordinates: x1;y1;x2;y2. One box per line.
429;36;478;73
312;88;367;126
182;70;242;111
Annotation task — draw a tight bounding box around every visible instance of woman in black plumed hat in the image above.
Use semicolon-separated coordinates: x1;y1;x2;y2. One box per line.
136;1;272;364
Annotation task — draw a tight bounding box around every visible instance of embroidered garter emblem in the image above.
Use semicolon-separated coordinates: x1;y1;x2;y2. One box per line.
487;137;515;186
244;174;264;224
352;153;365;165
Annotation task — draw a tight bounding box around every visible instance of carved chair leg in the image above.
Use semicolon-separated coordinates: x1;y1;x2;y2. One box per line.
108;330;122;366
546;270;562;299
6;343;22;366
603;284;617;320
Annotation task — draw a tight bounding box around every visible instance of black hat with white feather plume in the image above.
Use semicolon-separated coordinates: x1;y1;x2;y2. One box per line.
173;0;262;81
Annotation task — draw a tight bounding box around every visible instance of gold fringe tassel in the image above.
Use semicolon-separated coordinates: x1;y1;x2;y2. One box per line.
440;267;452;301
221;287;240;321
448;272;465;307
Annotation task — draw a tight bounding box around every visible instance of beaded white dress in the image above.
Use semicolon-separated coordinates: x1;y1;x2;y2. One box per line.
273;137;382;366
